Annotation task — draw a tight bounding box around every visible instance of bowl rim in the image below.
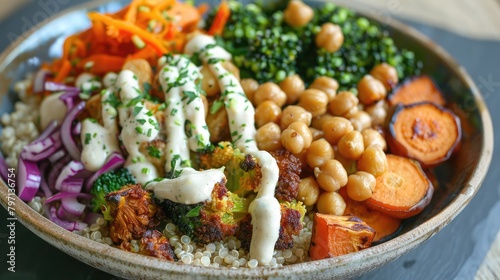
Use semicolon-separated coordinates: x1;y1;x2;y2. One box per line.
0;0;494;278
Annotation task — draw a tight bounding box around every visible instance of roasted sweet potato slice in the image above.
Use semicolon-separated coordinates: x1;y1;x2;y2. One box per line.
388;75;446;106
388;102;461;167
366;154;433;219
309;213;375;260
340;188;402;243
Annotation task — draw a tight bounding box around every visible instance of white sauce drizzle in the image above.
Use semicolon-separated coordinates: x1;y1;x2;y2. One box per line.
116;70;159;184
145;55;224;204
80;89;120;171
39;92;67;130
185;34;281;265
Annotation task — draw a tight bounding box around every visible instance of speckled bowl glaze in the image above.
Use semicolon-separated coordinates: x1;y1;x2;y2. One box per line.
0;0;494;279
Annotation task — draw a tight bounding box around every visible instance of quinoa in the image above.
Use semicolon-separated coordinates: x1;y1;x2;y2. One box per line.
1;76;40;168
26;193;313;268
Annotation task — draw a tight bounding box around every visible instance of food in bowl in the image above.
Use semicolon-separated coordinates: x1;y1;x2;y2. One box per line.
0;0;463;269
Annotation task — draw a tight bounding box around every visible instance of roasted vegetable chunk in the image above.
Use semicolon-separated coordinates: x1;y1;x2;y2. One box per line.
139;229;175;261
236;200;306;250
309;214;375;260
270;150;302;202
159;179;249;244
104;184;159;245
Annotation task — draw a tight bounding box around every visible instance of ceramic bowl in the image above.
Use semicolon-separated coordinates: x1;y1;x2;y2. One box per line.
0;0;494;279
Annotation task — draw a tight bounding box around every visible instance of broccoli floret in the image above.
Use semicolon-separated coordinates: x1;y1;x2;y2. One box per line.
160;179;250;243
198;141;261;196
90;168;137;212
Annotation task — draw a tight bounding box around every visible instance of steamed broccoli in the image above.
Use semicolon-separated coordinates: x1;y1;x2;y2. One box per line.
206;1;422;88
90;168;136;212
300;4;422;91
209;1;301;83
159;179;250;243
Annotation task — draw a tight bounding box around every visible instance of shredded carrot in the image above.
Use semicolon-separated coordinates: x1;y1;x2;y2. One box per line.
79;54;126;75
197;3;210;16
53;59;72;83
208;0;230;36
43;0;208;86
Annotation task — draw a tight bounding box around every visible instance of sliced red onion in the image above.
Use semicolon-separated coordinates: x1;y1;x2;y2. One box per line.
48;158;70;192
39;161;53;198
0;151;8;182
72;121;82;135
61;101;85;161
74;221;88;231
83;212;103;225
32;69;51;94
17;158;42;202
44;191;93;205
48;149;67;163
59;90;81;111
34;120;59;142
60;177;84;193
62;196;87;216
57;203;81;221
84;152;125;192
49;206;75;230
20;131;62;161
48;205;87;231
55;161;84;191
45;81;79;93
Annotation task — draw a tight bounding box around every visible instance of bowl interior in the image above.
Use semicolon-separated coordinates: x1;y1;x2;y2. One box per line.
0;0;493;279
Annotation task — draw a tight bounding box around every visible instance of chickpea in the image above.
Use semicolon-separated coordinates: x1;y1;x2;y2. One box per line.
254;82;287;107
346;171;376;201
349;110;372;131
322;117;354;145
329;91;359;116
297;176;320;206
337;130;365;160
309;76;339;101
279;75;305;104
361;128;387;151
370;63;399;90
306;139;334;169
280;105;312;130
317;191;346;215
298;89;329;117
314;159;348;192
294;148;309;169
241;78;259;104
256;122;283;152
334;150;357;175
357;74;387;105
284;0;314;28
200;65;220;97
310;127;324;140
357;145;387;177
311;114;335;130
315;22;344;53
281;121;313;154
255;101;281;128
365;100;388;126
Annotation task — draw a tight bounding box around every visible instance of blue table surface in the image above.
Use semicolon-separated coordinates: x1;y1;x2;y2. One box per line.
0;1;499;279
